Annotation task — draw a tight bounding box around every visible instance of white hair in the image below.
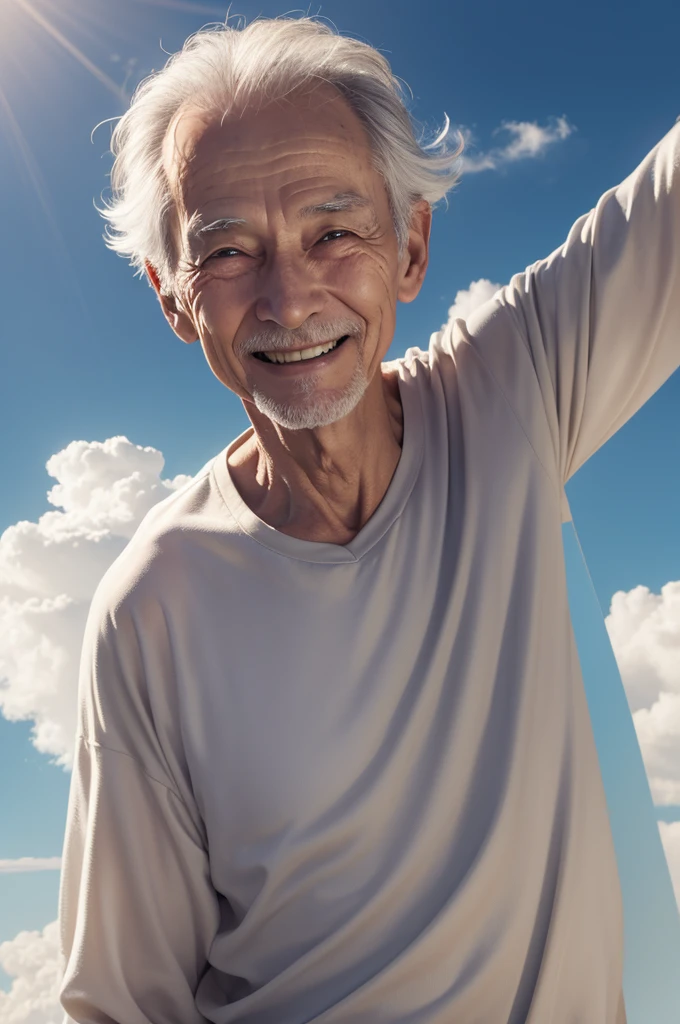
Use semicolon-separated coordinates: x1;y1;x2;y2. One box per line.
97;15;464;294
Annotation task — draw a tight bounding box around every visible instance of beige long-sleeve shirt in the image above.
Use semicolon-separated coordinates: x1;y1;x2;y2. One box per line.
58;123;680;1024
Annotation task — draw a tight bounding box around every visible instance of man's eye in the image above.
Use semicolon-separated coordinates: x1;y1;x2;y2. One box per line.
209;248;243;259
319;230;349;243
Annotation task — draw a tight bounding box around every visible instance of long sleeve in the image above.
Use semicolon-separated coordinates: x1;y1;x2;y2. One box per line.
58;585;220;1023
59;740;219;1024
460;120;680;485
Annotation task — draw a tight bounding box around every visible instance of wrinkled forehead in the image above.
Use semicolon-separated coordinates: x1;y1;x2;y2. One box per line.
161;84;380;217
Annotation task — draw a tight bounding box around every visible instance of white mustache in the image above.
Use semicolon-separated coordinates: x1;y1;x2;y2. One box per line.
237;318;362;355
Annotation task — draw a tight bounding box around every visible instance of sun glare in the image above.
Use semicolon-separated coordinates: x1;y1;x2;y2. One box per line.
12;0;128;100
0;0;140;322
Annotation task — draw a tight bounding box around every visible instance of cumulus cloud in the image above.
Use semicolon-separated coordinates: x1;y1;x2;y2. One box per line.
0;858;61;874
0;921;62;1023
460;116;574;174
0;436;193;770
605;582;680;805
442;278;502;329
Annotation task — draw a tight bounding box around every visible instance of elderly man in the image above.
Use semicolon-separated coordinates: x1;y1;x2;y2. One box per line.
58;15;679;1024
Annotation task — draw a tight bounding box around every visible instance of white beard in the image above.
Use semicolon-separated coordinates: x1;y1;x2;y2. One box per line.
250;359;370;430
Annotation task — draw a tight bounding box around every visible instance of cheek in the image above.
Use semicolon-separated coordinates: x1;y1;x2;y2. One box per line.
188;291;247;382
190;283;240;343
332;252;396;307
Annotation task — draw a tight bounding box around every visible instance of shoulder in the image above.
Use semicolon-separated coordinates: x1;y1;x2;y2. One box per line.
85;451;234;639
384;327;471;394
76;455;230;767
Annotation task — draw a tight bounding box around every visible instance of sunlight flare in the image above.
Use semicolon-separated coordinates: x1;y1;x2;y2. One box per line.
13;0;127;102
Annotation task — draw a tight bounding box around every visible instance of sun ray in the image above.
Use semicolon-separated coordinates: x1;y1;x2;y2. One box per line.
0;81;94;328
37;0;144;51
134;0;230;16
33;0;112;52
0;85;64;245
36;0;135;49
13;0;128;103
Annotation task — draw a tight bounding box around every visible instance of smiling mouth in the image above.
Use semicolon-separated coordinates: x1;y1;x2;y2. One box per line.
252;335;350;364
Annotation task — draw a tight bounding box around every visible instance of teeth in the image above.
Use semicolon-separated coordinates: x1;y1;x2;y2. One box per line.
261;338;341;364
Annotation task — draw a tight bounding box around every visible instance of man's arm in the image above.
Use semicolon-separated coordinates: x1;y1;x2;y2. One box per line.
58;599;220;1023
459;119;680;484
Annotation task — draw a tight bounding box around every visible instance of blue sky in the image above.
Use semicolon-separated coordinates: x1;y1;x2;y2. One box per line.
0;0;679;1018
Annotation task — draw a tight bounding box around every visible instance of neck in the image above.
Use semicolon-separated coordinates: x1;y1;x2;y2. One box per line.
228;368;404;544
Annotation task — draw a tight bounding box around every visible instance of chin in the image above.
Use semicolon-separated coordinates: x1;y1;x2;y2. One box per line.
251;372;369;431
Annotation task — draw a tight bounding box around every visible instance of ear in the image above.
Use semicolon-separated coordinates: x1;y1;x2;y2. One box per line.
145;262;197;344
397;200;431;304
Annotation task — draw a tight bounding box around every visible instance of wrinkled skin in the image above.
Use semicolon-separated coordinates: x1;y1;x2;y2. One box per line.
146;83;431;543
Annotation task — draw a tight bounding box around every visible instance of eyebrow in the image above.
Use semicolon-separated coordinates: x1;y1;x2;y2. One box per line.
186;213;247;248
185;190;376;250
297;190;374;219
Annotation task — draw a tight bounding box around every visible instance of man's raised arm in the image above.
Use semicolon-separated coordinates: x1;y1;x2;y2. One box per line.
459;119;680;485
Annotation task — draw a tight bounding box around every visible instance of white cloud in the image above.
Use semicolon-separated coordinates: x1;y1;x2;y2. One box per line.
0;921;62;1024
460;116;574;174
0;858;61;874
605;582;680;806
442;278;502;330
659;821;680;910
0;436;193;770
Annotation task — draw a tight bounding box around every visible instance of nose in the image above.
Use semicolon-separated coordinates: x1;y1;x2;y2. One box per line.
254;253;324;329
